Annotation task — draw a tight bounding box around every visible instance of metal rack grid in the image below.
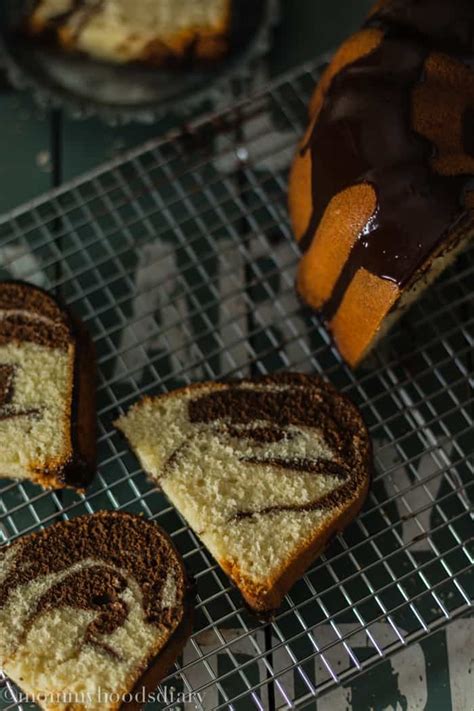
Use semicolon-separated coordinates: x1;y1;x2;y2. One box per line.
0;58;472;710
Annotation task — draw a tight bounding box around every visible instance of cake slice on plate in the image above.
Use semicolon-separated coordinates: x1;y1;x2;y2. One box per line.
27;0;231;65
0;511;192;711
116;373;371;614
0;281;95;490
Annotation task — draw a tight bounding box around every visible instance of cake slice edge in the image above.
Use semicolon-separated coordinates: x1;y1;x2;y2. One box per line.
115;375;372;615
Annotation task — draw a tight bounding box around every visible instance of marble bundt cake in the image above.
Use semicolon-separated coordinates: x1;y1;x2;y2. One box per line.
289;0;474;367
27;0;231;65
116;373;371;614
0;281;95;490
0;511;191;711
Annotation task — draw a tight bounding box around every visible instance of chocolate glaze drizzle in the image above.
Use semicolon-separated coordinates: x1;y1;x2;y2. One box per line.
0;364;42;421
185;373;370;521
299;0;474;321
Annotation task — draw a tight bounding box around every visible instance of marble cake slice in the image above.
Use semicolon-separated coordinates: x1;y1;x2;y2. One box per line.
116;373;371;614
27;0;231;66
0;281;95;490
0;511;192;711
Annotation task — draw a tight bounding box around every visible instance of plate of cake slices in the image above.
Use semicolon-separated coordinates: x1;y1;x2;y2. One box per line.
0;0;278;123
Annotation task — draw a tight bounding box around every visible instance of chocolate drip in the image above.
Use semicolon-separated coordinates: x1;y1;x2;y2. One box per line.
0;513;184;631
0;364;42;421
299;3;474;321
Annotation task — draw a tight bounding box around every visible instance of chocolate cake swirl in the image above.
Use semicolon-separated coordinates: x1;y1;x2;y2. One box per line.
0;511;191;711
116;372;371;613
289;0;474;367
0;281;95;490
0;364;42;421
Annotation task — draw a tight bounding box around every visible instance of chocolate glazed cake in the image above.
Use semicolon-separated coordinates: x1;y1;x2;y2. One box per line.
289;0;474;367
116;373;371;614
0;281;95;490
0;511;192;711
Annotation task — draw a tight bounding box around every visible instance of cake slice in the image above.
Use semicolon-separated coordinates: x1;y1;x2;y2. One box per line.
0;281;95;490
115;373;371;614
0;510;192;711
27;0;231;66
289;0;474;367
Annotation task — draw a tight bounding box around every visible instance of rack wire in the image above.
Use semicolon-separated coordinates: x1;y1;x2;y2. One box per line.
0;59;472;711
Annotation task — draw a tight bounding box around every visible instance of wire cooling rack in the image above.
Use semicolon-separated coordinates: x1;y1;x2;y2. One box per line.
0;59;472;711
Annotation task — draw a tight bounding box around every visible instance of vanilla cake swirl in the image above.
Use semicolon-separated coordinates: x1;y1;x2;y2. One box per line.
0;281;95;490
116;373;371;614
0;511;191;711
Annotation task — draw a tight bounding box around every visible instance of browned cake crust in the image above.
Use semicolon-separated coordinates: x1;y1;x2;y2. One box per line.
0;281;96;491
289;0;474;367
0;511;193;711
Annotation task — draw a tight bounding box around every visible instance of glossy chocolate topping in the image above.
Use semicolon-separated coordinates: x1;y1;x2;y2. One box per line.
0;282;95;490
0;513;185;647
300;1;474;321
186;373;370;520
